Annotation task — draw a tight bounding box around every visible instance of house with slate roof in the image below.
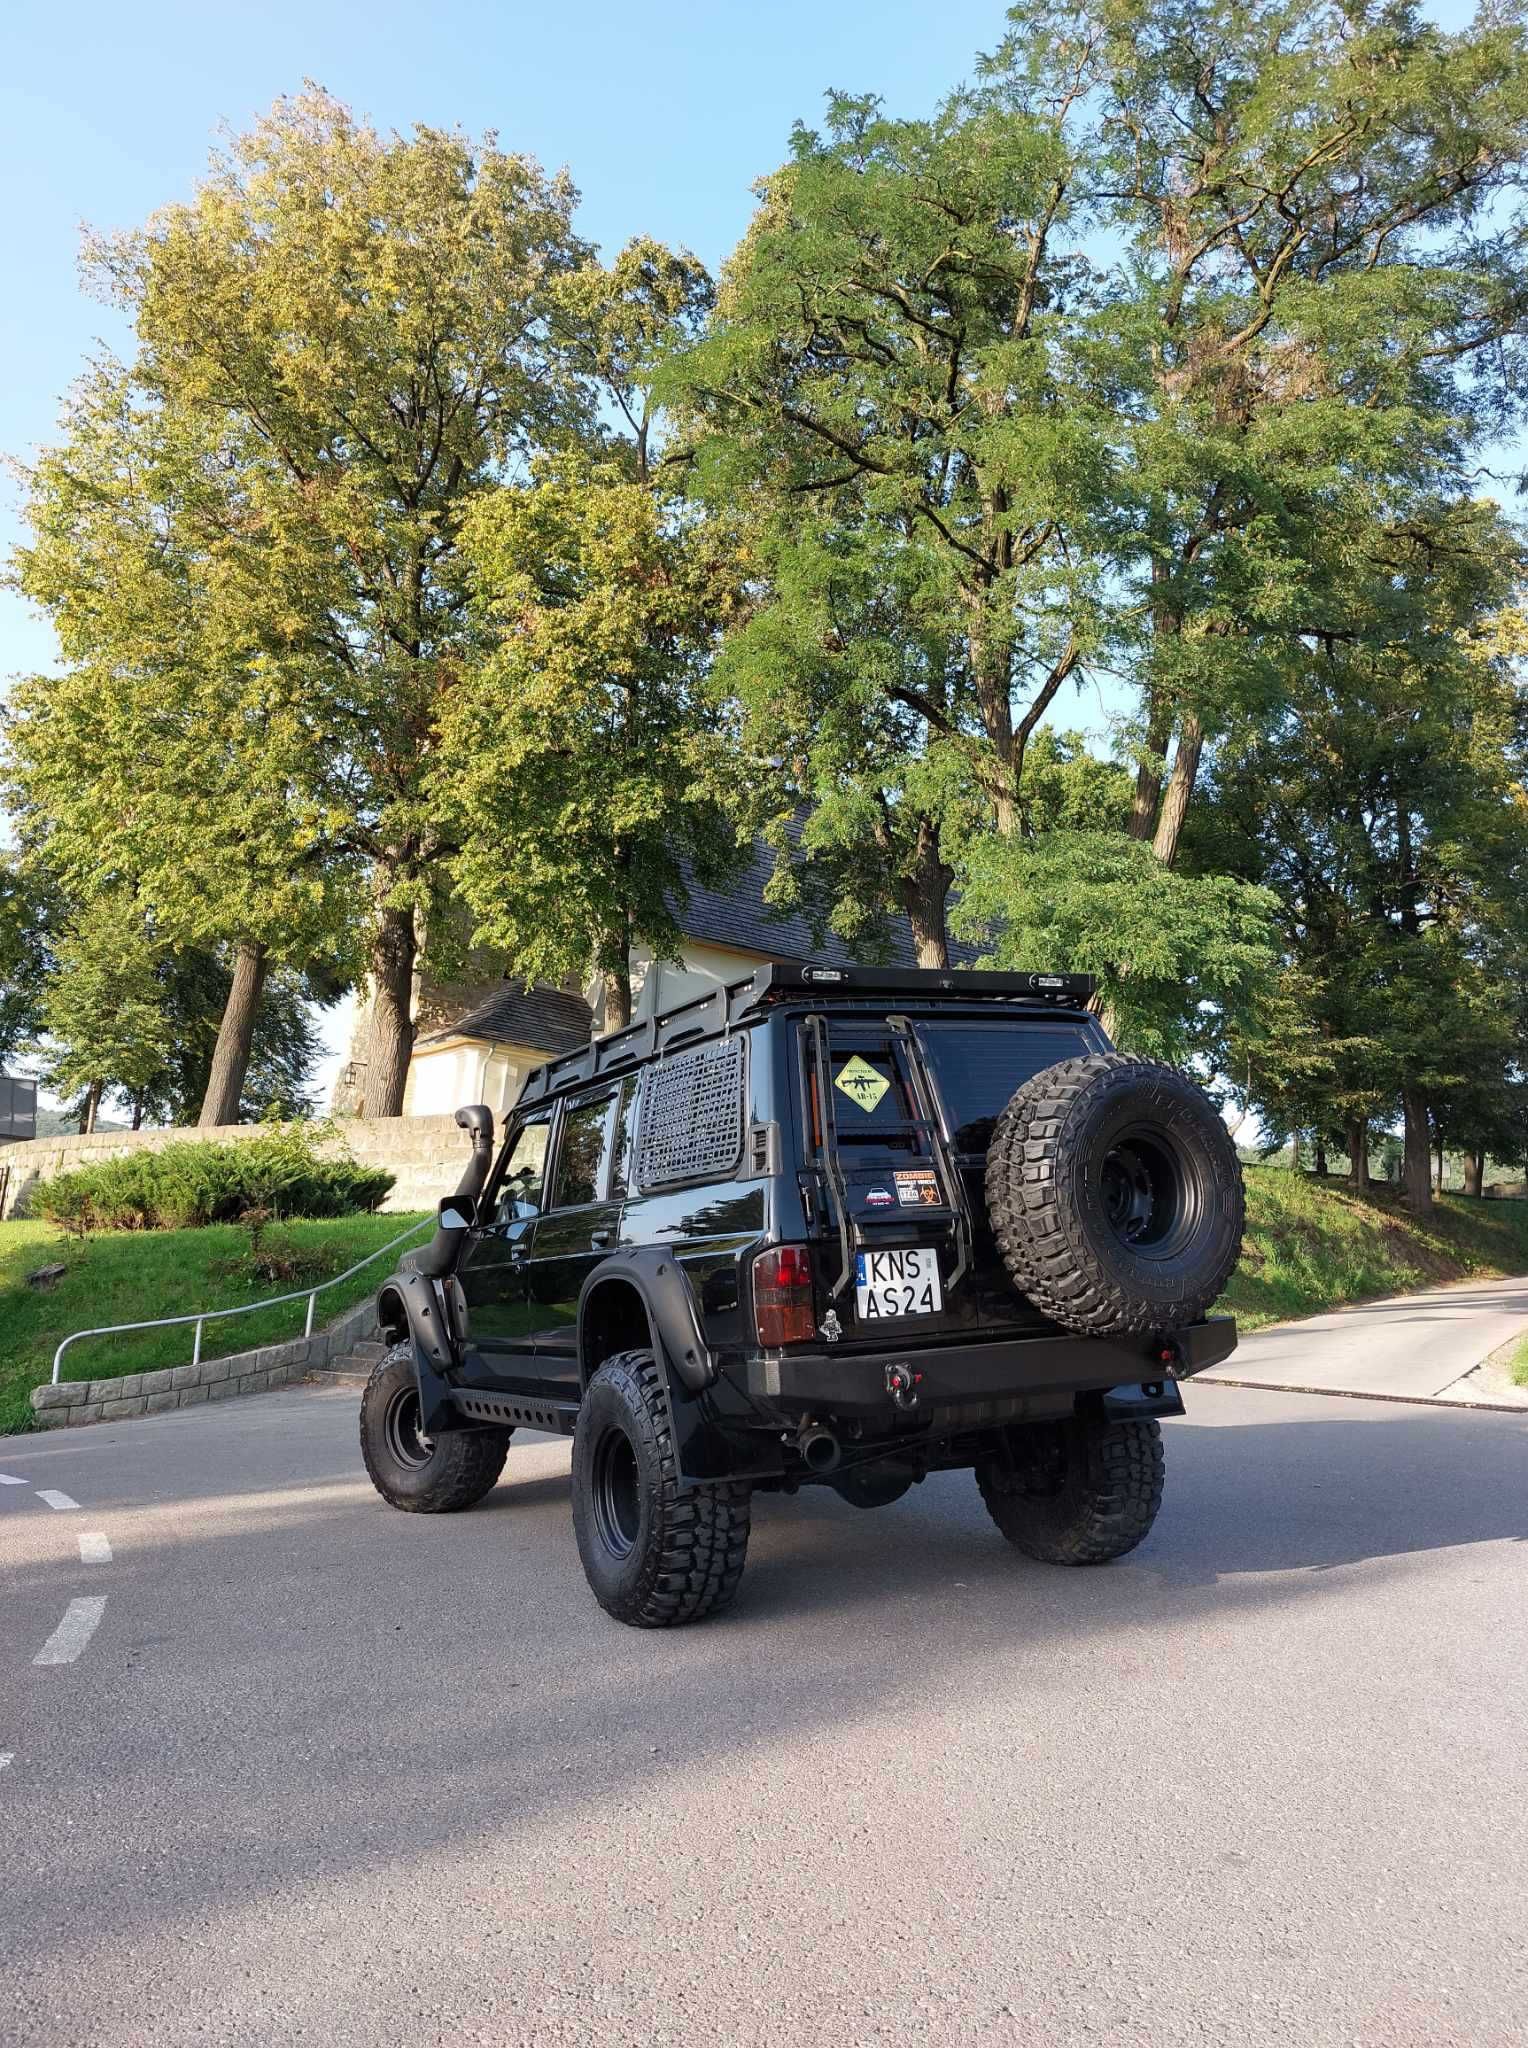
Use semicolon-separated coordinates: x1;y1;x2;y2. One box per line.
400;838;972;1120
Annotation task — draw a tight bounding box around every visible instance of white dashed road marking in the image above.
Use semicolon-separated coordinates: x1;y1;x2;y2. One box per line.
34;1599;107;1666
0;1474;27;1484
35;1490;80;1512
78;1532;113;1564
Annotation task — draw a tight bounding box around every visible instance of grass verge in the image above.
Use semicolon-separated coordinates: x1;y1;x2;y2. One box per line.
0;1211;428;1437
1504;1333;1528;1389
1221;1168;1528;1333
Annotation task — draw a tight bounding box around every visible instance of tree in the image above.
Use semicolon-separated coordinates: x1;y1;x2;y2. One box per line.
31;899;172;1133
1029;0;1528;864
681;0;1528;968
678;77;1107;961
434;239;749;1028
43;88;588;1114
126;949;329;1127
439;455;746;1027
0;853;58;1066
6;366;363;1124
1201;498;1528;1213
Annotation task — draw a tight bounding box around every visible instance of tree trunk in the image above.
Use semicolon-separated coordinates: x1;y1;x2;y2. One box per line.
1150;712;1204;868
366;901;417;1118
898;817;953;969
1129;695;1171;842
1463;1150;1484;1199
131;1099;144;1132
1314;1136;1328;1178
1346;1120;1370;1192
603;963;633;1033
80;1080;102;1136
1402;1086;1433;1215
198;939;269;1128
967;593;1018;835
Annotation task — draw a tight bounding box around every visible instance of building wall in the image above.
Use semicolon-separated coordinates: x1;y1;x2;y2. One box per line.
403;1038;550;1120
0;1116;477;1222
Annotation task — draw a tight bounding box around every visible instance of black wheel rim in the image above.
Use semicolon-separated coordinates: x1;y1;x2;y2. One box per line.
1098;1124;1197;1257
591;1425;641;1560
383;1385;434;1470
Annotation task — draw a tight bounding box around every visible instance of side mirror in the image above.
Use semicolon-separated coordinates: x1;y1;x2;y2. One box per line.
437;1191;478;1232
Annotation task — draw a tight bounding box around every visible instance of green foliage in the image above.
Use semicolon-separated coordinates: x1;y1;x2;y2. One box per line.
32;897;172;1115
7;87;592;1111
952;827;1280;1059
1197;496;1528;1162
438;455;749;1010
31;1122;393;1234
0;853;57;1064
436;239;750;1018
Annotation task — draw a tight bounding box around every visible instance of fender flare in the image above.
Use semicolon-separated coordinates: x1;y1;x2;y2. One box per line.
575;1247;717;1395
376;1269;457;1373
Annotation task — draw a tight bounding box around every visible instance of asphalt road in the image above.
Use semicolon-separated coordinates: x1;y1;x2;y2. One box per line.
4;1378;1528;2048
1203;1273;1528;1401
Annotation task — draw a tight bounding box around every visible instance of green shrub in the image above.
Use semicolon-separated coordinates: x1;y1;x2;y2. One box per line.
31;1121;395;1233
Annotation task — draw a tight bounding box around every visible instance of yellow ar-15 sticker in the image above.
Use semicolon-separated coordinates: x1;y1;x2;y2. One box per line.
834;1055;891;1113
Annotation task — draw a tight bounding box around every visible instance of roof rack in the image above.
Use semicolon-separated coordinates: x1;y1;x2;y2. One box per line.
514;961;1097;1109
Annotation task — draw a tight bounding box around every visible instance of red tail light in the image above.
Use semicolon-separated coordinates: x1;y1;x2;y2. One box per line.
753;1246;816;1347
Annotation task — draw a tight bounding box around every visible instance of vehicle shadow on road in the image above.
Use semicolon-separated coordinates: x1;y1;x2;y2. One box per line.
7;1390;1527;1976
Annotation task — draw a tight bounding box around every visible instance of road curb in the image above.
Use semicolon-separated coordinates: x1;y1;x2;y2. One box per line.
1200;1376;1528;1416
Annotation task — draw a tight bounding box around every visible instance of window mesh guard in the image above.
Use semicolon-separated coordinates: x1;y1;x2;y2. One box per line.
635;1036;744;1187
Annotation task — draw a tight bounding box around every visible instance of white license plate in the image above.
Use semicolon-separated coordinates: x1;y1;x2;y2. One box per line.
854;1247;943;1320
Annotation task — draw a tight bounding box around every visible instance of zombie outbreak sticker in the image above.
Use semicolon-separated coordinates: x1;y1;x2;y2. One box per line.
895;1169;941;1207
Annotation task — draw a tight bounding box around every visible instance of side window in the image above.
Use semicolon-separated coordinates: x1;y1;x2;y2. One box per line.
550;1091;618;1209
494;1113;552;1223
609;1076;640;1198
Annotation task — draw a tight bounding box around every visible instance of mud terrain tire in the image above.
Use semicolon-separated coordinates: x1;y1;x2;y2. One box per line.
572;1349;751;1628
359;1343;510;1513
985;1053;1243;1336
976;1413;1165;1564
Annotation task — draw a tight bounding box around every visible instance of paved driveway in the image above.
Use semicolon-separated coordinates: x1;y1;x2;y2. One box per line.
1204;1273;1528;1401
4;1381;1528;2046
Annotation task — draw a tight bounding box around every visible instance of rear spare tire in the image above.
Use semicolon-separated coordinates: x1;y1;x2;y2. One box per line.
985;1053;1243;1336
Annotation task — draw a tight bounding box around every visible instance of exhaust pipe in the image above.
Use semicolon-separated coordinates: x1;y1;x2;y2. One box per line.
797;1423;841;1475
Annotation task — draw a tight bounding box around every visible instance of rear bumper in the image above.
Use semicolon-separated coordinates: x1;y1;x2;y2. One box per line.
747;1314;1236;1421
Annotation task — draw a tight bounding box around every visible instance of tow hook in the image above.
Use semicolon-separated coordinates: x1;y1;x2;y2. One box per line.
1152;1337;1183;1379
886;1362;923;1410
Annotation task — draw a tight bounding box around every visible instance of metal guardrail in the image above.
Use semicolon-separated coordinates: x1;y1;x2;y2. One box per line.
50;1216;433;1386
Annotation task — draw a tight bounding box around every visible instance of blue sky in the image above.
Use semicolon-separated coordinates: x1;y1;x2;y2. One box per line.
1;0;1014;683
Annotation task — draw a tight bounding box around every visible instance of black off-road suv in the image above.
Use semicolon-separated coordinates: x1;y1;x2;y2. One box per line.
361;965;1243;1627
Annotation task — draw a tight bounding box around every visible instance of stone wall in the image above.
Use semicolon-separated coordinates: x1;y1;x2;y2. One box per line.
0;1114;472;1221
29;1297;383;1429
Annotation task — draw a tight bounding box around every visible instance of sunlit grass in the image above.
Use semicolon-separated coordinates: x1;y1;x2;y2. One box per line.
1220;1169;1528;1333
0;1211;428;1436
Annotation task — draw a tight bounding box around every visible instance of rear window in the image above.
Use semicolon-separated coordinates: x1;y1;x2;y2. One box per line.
809;1033;928;1157
921;1021;1098;1154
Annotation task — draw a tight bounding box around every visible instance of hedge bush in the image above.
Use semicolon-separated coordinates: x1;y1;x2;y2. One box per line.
32;1122;395;1233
